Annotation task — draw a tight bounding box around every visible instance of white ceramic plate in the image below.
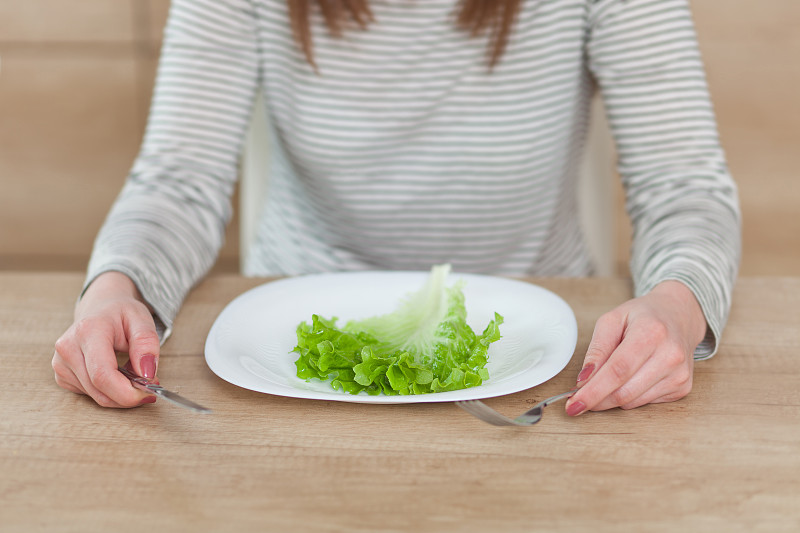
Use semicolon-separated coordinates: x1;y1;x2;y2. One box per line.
204;271;577;404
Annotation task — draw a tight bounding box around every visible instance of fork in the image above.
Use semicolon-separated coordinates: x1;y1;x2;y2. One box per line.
455;388;577;426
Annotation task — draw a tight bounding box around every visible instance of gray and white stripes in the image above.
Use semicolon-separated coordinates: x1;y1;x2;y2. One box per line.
87;0;740;357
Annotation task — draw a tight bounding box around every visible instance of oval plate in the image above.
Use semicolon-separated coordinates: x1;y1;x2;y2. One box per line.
204;271;577;404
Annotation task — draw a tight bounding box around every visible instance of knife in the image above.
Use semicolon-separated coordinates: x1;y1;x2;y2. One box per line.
118;366;212;414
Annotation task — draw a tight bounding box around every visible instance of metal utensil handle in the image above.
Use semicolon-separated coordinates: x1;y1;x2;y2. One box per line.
117;366;152;387
117;366;212;413
540;389;578;408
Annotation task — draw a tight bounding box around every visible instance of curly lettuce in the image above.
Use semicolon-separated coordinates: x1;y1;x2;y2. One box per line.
293;264;503;395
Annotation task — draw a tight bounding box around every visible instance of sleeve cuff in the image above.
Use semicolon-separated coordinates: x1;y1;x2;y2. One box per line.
81;263;176;344
635;273;725;361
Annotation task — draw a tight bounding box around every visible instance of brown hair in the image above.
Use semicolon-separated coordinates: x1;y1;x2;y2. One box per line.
287;0;522;70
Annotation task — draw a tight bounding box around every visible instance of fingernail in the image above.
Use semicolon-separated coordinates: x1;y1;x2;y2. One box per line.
139;395;157;405
140;354;157;380
566;401;586;417
577;364;595;383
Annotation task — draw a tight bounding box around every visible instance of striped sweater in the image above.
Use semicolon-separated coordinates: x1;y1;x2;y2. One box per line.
87;0;741;357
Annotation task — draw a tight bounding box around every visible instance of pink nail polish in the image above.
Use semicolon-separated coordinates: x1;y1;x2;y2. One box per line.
566;401;586;417
577;364;595;383
139;395;157;405
140;354;157;380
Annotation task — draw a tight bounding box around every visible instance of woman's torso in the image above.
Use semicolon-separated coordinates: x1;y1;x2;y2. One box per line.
247;0;595;276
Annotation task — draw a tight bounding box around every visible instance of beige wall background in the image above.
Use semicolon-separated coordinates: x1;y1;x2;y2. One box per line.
0;0;240;272
1;0;798;276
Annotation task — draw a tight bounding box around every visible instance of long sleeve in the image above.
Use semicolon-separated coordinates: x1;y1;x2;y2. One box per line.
587;0;741;358
85;0;261;339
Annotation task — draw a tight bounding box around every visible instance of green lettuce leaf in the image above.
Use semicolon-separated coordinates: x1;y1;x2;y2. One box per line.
292;264;503;395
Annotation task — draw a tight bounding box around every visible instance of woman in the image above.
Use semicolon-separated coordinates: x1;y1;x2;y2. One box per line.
52;0;740;414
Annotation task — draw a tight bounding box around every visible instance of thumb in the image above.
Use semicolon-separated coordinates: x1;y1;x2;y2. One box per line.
124;308;161;380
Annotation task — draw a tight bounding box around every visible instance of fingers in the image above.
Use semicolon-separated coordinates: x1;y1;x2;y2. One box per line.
591;346;693;411
52;354;87;395
53;336;126;408
566;317;693;416
78;316;150;407
564;283;702;417
574;310;626;386
53;314;154;408
52;273;162;408
566;309;649;415
566;326;656;416
122;307;160;380
123;359;160;385
618;359;694;410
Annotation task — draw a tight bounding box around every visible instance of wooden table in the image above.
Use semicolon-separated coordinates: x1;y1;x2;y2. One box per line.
1;273;798;532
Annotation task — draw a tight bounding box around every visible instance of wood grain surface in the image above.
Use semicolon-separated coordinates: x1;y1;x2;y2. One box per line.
1;273;798;532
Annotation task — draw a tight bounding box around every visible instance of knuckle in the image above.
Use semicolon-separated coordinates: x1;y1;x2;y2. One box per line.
642;319;669;345
57;381;81;395
116;392;143;408
583;345;605;364
675;365;693;384
88;366;113;390
54;332;80;361
662;390;687;404
659;379;693;404
89;368;140;407
54;334;69;354
95;395;118;409
51;359;70;379
662;347;688;369
609;359;631;382
675;375;693;397
610;387;636;407
55;377;81;395
597;310;621;326
54;344;80;367
130;329;158;347
53;372;67;387
586;311;625;361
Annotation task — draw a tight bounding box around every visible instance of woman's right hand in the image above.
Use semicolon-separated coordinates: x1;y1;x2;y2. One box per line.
52;271;161;408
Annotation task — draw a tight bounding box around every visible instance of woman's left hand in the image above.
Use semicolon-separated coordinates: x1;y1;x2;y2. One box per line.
564;280;708;416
